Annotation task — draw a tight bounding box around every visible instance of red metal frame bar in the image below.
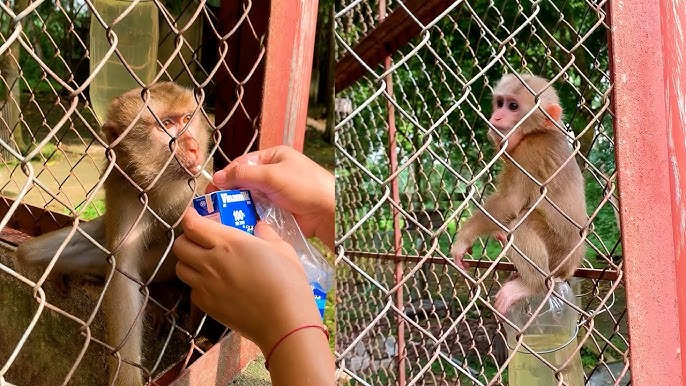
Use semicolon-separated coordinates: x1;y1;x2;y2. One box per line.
214;0;316;164
0;197;73;242
376;0;406;382
610;0;686;383
344;251;621;281
660;0;686;379
335;0;459;92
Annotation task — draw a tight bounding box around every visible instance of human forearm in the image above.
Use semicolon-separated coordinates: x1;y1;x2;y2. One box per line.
265;326;334;386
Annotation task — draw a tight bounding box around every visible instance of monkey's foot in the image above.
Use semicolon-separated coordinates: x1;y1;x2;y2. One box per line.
450;241;472;270
494;280;532;316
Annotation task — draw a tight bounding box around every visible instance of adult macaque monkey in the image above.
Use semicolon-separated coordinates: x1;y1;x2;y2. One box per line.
451;73;586;315
17;82;211;386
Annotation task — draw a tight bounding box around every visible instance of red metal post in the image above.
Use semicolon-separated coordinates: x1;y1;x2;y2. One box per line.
377;0;406;383
660;0;686;379
260;0;319;151
610;0;686;383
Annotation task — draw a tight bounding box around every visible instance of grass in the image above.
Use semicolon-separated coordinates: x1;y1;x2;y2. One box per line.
2;141;62;165
62;199;106;220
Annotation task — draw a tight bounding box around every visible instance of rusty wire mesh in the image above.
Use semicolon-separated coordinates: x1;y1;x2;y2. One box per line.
0;1;265;384
334;1;627;385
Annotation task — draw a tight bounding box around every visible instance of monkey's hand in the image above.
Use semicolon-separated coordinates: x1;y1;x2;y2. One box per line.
493;231;507;243
450;239;472;270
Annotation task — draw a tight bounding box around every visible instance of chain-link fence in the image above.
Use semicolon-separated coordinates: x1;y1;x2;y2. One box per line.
0;1;278;384
335;1;627;385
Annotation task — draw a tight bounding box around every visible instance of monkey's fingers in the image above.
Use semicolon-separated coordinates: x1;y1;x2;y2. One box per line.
493;231;507;243
451;242;472;270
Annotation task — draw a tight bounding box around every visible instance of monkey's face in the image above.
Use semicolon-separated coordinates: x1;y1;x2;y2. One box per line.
151;112;210;178
489;92;529;152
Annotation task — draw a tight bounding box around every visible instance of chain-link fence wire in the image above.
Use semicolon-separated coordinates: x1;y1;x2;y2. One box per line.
0;1;266;384
335;1;627;385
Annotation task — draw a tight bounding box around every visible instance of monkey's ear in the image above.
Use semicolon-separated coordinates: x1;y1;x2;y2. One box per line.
101;122;117;142
544;103;562;126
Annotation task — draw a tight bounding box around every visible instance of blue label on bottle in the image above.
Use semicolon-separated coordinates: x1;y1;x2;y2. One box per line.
192;190;258;234
311;281;328;319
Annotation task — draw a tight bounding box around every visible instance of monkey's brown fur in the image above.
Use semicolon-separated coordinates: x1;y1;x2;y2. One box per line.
452;74;586;314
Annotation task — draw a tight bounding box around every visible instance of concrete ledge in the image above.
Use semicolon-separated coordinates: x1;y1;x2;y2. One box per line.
0;242;258;385
156;333;261;386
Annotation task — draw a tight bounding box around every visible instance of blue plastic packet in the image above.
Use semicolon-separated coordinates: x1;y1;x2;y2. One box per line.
192;190;258;234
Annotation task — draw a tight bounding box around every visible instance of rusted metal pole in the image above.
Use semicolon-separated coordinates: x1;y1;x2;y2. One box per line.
610;0;686;383
377;0;406;383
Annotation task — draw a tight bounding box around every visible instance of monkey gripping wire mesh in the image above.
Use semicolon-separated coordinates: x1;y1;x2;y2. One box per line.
0;0;263;384
335;1;627;385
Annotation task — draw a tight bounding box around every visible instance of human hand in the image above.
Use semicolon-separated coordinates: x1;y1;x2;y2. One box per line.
173;209;322;353
209;145;334;250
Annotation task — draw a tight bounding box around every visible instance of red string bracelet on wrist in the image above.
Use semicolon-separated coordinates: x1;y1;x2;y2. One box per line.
264;324;329;370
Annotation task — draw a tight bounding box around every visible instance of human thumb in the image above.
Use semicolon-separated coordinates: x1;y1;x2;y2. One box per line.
254;221;303;269
254;221;283;244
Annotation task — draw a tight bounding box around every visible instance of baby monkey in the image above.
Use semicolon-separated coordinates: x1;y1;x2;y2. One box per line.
451;73;586;315
17;82;210;386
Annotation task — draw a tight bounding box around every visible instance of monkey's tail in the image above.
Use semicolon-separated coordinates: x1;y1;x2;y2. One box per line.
15;217;109;276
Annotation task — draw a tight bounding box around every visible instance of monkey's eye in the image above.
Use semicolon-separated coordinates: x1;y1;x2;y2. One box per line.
162;119;174;130
182;114;192;125
496;98;504;108
508;102;519;111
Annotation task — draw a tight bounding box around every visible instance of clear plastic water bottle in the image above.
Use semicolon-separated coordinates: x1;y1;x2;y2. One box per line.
89;0;159;122
504;281;584;386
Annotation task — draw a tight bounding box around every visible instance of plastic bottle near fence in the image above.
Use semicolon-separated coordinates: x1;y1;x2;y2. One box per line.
504;281;584;386
89;0;159;122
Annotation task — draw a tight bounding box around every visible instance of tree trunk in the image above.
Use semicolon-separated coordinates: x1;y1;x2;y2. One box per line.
323;3;334;144
0;0;28;162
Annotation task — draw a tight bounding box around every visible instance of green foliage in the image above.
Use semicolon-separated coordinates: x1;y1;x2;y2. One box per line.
62;199;106;220
580;346;599;368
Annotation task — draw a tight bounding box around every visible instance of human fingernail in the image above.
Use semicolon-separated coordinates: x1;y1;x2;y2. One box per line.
213;171;228;186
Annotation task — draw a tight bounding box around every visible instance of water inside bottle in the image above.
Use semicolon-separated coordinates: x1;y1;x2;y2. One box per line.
89;0;159;122
505;282;585;386
508;332;584;386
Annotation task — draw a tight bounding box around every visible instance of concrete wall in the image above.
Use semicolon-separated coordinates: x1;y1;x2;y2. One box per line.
0;243;191;385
